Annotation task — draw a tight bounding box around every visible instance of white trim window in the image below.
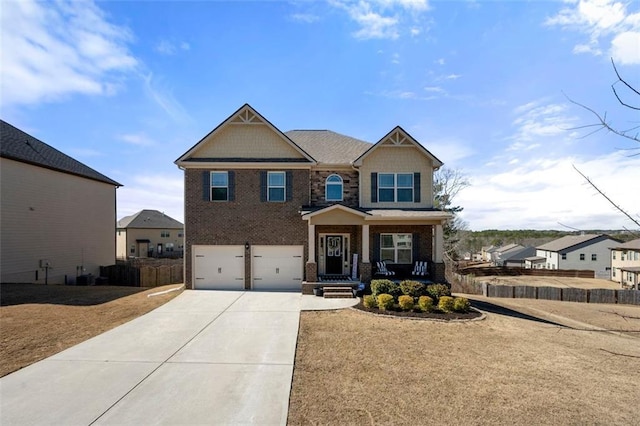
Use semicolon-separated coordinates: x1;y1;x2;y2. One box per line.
380;233;412;264
268;171;286;202
325;174;343;201
379;173;413;202
211;171;228;201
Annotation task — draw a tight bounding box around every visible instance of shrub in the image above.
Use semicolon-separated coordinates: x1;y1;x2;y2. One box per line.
418;296;434;312
438;296;455;313
363;294;378;308
371;279;401;298
400;280;425;298
398;295;414;311
453;297;471;313
426;284;451;301
377;294;395;311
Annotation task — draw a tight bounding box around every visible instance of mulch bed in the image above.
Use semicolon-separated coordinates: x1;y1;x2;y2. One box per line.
352;299;483;320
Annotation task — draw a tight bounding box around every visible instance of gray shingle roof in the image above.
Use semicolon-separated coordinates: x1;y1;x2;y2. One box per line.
285;130;372;164
1;120;121;186
537;234;603;252
117;209;184;229
612;238;640;250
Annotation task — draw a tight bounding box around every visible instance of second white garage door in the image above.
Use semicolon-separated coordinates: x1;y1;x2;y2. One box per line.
193;245;245;290
252;245;303;291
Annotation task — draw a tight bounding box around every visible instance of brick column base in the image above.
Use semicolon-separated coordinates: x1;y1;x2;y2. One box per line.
432;262;446;283
359;262;372;283
305;262;318;283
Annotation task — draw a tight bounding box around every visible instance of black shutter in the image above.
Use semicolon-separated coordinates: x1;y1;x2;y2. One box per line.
202;171;210;201
412;232;420;261
228;171;235;201
371;172;378;203
414;172;421;203
373;233;380;262
286;171;293;201
260;171;267;202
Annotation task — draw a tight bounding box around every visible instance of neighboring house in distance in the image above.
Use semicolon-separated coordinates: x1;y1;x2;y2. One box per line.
175;104;451;291
535;234;620;278
491;243;523;266
480;246;494;262
1;120;121;284
116;210;184;259
501;246;537;268
610;238;640;289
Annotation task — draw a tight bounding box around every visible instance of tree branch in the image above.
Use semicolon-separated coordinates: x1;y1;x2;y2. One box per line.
572;165;640;232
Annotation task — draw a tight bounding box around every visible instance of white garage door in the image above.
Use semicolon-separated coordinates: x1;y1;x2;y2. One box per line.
193;245;244;290
252;245;303;291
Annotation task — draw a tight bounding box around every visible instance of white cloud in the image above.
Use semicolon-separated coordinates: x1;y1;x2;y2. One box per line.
510;101;578;142
143;73;191;123
444;73;462;80
330;0;430;40
117;174;184;223
435;58;445;65
426;138;475;165
290;13;320;23
118;133;156;147
155;39;191;55
458;152;640;230
0;0;137;107
545;0;640;64
424;86;445;93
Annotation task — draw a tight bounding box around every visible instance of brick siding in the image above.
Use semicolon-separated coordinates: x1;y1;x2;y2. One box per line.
184;168;309;288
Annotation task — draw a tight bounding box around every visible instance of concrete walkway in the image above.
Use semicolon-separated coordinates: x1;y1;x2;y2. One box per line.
0;291;358;425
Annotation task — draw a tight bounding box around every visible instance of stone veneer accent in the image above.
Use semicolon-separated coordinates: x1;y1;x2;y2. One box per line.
310;170;359;208
184;168;309;289
305;262;318;283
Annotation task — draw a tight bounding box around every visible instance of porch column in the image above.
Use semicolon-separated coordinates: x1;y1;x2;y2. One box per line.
308;224;315;262
362;224;370;263
434;224;443;263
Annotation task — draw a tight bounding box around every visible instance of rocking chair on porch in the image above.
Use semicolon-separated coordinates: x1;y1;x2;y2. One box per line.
375;261;395;277
411;261;428;277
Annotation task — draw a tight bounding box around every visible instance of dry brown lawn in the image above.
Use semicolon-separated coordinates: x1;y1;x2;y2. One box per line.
0;283;183;377
479;275;620;289
288;297;640;425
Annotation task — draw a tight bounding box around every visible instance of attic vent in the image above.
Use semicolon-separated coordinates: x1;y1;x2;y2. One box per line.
383;130;409;146
231;109;261;124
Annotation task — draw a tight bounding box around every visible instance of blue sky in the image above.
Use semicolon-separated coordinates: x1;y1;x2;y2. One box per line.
2;0;639;231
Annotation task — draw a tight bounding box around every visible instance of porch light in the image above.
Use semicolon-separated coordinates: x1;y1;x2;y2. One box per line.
245;242;250;250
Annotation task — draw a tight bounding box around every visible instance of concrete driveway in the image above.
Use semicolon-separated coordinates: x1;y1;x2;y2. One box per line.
0;290;357;425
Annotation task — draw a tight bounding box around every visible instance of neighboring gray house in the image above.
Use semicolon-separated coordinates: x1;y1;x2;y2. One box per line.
535;234;619;278
117;210;184;259
502;246;537;268
491;243;523;265
1;120;121;284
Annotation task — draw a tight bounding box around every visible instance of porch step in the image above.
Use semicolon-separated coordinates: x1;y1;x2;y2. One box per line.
322;286;355;299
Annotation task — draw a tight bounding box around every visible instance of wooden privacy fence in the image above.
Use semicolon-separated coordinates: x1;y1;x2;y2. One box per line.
100;263;183;287
458;267;595;279
452;273;640;306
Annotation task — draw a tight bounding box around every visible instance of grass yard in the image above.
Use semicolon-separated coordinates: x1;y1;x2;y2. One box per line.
478;275;620;289
288;296;640;425
0;283;183;377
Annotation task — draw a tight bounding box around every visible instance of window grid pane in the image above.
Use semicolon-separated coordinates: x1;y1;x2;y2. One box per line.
326;185;342;201
379;189;394;202
379;174;394;187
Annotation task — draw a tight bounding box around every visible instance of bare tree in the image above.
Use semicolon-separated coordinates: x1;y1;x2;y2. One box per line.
433;168;470;261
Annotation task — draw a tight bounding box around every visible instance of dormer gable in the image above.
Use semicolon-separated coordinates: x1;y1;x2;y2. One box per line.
175;104;316;167
353;126;443;169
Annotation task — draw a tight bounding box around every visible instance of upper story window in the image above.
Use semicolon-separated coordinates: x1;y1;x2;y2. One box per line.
592;254;597;261
161;231;170;238
325;174;343;201
211;171;228;201
561;253;567;260
580;253;585;261
613;251;616;260
268;171;286;202
379;173;413;202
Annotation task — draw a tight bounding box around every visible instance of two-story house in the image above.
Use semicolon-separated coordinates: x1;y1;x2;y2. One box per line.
610;238;640;289
116;209;184;259
175;104;450;291
535;234;620;278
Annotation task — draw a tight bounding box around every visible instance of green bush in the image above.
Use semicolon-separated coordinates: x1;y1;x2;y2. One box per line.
400;280;425;298
418;296;434;312
377;294;395;311
371;279;401;298
426;284;451;301
363;294;378;308
453;297;471;313
438;296;455;313
398;295;414;311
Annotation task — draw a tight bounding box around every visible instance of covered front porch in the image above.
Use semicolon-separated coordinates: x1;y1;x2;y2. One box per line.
300;205;451;291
